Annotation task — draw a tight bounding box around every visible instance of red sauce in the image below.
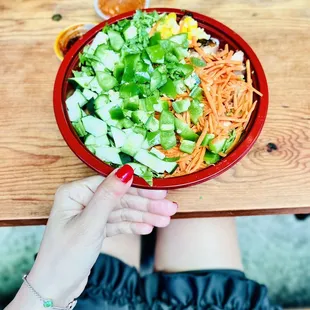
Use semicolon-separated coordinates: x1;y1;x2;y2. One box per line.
98;0;146;17
64;36;81;55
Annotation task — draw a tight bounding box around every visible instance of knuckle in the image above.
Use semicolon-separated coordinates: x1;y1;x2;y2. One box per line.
55;183;71;196
120;208;127;221
97;186;117;202
124;222;133;234
120;196;131;210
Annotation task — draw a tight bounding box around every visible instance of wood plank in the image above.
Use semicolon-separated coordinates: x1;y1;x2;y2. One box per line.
0;0;309;224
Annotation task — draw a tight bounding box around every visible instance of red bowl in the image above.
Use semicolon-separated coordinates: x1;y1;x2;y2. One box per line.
54;8;268;189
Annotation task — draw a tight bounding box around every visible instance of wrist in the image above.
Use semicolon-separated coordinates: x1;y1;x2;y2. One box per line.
6;282;44;310
27;268;75;307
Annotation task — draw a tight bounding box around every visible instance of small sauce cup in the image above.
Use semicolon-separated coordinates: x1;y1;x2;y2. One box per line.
94;0;150;20
54;23;97;61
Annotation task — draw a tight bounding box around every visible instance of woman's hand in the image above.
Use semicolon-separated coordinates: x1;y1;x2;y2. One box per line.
7;165;177;309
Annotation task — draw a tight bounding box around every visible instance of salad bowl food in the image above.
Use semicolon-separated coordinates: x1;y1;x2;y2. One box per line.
54;8;268;189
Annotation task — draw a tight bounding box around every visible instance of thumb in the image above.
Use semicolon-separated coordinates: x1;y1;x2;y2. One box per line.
81;165;134;226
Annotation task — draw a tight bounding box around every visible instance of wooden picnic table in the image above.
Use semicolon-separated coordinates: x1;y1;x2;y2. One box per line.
0;0;309;226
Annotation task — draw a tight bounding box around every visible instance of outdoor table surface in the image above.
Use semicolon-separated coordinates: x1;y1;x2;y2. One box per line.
0;0;309;226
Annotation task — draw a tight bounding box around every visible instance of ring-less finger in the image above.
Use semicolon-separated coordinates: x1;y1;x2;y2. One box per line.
105;222;154;237
108;208;171;227
118;194;177;216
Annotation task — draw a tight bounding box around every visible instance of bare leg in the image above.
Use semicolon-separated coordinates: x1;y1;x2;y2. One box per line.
155;218;243;272
101;234;141;269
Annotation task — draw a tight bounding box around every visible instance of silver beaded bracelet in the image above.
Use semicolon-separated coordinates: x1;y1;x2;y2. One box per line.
23;275;77;309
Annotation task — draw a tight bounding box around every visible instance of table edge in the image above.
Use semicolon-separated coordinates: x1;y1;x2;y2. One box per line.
1;207;309;226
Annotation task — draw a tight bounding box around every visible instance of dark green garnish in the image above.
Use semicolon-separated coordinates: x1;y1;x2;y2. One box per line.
52;14;62;21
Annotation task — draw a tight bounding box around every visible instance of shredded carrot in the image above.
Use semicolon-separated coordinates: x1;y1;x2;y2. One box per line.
195;120;209;149
186;111;191;126
175;113;186;122
176;93;189;99
194;45;214;63
192;147;206;172
186;148;202;172
155;44;262;177
218;116;247;123
243;100;257;129
201;82;218;120
208;113;214;133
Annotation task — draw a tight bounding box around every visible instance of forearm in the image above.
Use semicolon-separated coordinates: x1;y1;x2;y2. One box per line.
5;268;75;310
5;282;44;310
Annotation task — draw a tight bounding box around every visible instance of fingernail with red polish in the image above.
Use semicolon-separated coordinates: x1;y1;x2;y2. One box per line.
115;165;134;183
173;201;179;208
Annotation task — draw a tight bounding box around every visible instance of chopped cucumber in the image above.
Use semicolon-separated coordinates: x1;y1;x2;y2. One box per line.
172;98;191;113
89;77;103;93
127;163;148;176
95;135;110;147
82;116;107;137
94;44;109;57
95;48;120;71
66;89;87;108
133;126;147;137
72;120;86;137
127;162;153;186
144;131;160;148
150;147;165;160
86;145;96;154
66;98;82;122
123;98;140;111
122;117;134;128
106;119;122;129
184;73;200;90
145;115;159;132
121;133;145;157
95;103;114;121
91;60;106;72
96;146;122;165
119;153;133;164
96;72;118;91
108;29;125;51
153;99;169;113
174;80;187;94
132;110;149;124
83;89;98;100
134;149;177;174
111;126;126;148
84;135;96;146
94;95;109;110
68;76;94;89
85;134;110;147
89;32;109;54
169;33;188;47
123;128;134;136
123;25;137;41
190;86;203;100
